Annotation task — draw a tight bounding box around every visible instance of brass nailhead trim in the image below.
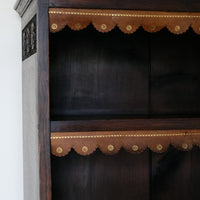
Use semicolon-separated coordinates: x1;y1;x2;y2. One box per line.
49;11;200;18
182;143;188;150
82;146;88;153
56;147;63;153
51;132;200;139
126;25;132;31
51;23;58;30
151;25;156;31
157;144;163;151
175;25;181;31
132;145;139;151
108;145;114;151
101;24;107;30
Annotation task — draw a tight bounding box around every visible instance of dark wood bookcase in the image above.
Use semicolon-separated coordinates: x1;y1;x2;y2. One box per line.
15;1;200;200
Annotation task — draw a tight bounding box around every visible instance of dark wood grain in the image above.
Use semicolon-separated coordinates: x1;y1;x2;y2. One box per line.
151;147;200;200
151;147;191;200
51;149;150;200
188;0;200;11
38;0;51;200
51;118;200;132
151;29;200;115
190;147;200;199
52;148;200;200
49;0;200;12
50;26;149;119
50;27;200;121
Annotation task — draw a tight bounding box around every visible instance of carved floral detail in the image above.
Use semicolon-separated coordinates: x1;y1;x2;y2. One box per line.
22;15;36;60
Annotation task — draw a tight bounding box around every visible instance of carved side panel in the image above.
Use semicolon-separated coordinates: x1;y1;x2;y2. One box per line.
22;15;36;60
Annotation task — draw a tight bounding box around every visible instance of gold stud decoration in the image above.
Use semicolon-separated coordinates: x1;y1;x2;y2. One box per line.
126;25;132;31
132;145;139;152
175;25;181;32
82;146;88;153
107;145;114;151
75;23;81;29
56;147;63;154
101;24;107;30
51;23;58;30
151;25;156;31
156;144;163;151
182;143;188;150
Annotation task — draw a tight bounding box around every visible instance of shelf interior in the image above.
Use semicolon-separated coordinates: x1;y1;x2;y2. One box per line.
49;20;200;200
51;147;200;200
50;26;200;121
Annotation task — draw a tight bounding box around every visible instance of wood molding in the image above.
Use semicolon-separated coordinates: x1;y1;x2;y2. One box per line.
15;0;34;16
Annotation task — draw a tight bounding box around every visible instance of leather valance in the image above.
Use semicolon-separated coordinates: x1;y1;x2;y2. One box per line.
51;130;200;156
49;8;200;34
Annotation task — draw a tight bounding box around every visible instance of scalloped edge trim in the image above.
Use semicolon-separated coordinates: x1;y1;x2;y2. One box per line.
51;130;200;157
49;8;200;35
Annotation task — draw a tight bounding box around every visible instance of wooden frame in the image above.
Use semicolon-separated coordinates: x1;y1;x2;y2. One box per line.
15;0;51;200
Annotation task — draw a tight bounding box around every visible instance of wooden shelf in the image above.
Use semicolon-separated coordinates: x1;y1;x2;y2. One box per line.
51;118;200;132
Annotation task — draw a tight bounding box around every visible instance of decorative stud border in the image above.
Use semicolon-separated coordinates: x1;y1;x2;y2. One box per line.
51;132;200;139
49;10;200;18
51;130;200;156
49;8;200;35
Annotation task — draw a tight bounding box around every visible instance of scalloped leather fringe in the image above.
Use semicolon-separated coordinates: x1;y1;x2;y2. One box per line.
51;130;200;156
49;8;200;34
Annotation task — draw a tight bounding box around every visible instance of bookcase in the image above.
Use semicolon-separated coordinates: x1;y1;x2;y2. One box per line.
15;0;200;200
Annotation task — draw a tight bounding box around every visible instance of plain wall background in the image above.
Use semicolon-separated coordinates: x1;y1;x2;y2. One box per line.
0;0;23;200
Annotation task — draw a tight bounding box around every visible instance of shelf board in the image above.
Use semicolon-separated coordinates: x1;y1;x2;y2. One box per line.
51;117;200;132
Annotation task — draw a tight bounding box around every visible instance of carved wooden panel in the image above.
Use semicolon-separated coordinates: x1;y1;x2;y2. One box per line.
22;15;36;60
